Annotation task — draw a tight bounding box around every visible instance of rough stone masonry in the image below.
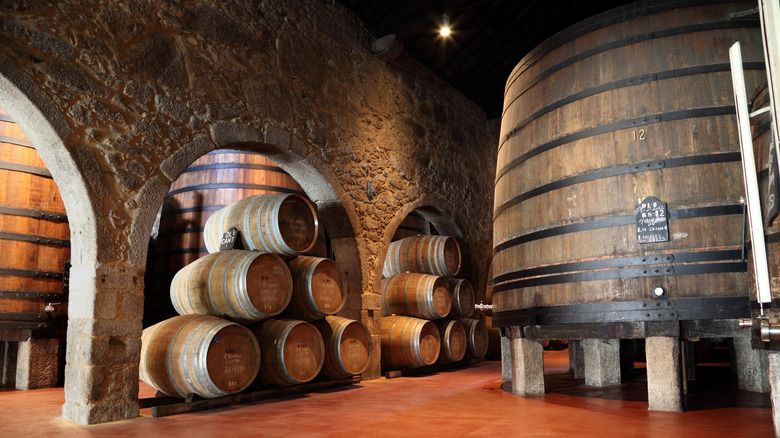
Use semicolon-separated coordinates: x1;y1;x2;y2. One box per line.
0;0;497;424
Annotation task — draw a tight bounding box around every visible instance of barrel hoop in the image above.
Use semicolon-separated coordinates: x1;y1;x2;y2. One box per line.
505;0;748;89
188;319;220;397
492;260;746;293
504;18;760;105
0;290;64;299
0;114;13;122
493;204;742;255
0;268;64;279
0;312;66;322
0;206;68;222
503;62;764;137
182;163;292;174
0;161;52;178
166;183;304;197
0;135;33;148
160;205;223;220
493;249;743;284
766;231;780;244
155;247;208;257
167;317;197;397
156;227;205;239
491;296;750;326
496;105;735;183
409;319;422;367
220;251;245;319
277;322;297;385
494;151;741;219
332;321;348;376
0;231;70;247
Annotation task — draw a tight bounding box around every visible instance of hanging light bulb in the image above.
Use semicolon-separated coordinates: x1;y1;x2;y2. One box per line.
440;13;451;37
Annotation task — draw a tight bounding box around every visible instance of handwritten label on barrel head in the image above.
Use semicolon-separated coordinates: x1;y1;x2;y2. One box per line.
220;227;241;251
635;196;669;244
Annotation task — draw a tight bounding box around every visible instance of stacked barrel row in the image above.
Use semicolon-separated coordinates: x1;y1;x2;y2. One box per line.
380;235;487;370
140;193;371;399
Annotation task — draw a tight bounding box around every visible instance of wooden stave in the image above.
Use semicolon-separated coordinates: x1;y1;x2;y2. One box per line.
492;2;761;319
312;315;372;378
285;256;347;321
139;314;261;399
383;235;461;278
448;278;475;319
380;315;441;369
381;273;451;320
252;318;325;387
170;250;292;323
0;109;70;332
434;319;467;364
460;318;489;359
204;193;319;256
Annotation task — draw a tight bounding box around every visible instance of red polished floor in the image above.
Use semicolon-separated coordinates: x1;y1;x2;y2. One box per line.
0;350;773;437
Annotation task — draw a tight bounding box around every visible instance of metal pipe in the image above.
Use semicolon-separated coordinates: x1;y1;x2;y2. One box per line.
738;318;753;329
762;320;780;342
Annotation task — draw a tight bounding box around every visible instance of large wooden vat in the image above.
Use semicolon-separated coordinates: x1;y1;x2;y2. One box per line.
749;84;780;348
0;108;69;336
391;211;431;241
139;314;261;399
147;151;305;325
170;250;292;323
313;316;372;378
492;1;763;328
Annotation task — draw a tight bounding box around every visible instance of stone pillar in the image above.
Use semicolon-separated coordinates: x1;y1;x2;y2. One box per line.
645;336;683;412
732;335;770;393
510;337;545;396
61;263;144;425
568;340;584;379
15;338;59;389
1;341;17;385
501;335;511;381
583;338;620;386
767;352;780;437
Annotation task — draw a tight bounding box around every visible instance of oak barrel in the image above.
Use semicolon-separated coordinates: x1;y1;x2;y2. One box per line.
139;314;261;398
252;318;325;386
492;1;762;328
286;256;347;320
147;150;303;325
434;319;467;364
383;235;461;278
204;193;318;255
381;273;451;320
170;250;292;323
380;315;440;369
448;278;475;319
460;318;489;359
0;107;69;335
313;316;372;378
391;211;431;241
749;83;780;345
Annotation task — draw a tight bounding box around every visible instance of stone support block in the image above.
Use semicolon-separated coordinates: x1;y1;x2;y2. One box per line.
646;336;683;412
583;339;620;387
568;340;584;379
510;337;544;396
767;352;780;437
15;338;59;390
732;335;770;393
501;336;511;382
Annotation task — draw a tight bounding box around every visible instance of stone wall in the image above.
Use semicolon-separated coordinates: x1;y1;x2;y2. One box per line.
0;0;497;424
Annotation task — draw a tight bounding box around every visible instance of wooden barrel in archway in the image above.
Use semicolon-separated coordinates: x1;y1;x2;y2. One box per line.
0;107;69;336
147;150;305;326
492;1;762;328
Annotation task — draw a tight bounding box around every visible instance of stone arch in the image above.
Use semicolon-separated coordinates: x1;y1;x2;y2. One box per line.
381;195;481;295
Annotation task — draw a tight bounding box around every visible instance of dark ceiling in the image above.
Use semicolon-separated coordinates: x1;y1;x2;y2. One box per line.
336;0;637;119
